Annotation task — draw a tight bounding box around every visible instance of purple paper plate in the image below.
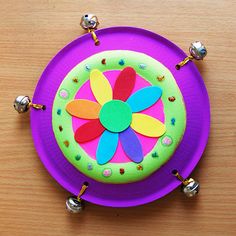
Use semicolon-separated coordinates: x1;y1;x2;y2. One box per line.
31;26;210;207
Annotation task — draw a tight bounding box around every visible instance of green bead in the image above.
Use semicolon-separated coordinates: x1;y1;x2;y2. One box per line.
152;152;158;158
75;155;81;161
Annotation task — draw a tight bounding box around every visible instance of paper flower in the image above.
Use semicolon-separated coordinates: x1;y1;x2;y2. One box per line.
66;67;166;165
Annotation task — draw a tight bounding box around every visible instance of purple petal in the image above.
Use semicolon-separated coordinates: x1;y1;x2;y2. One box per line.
119;127;143;163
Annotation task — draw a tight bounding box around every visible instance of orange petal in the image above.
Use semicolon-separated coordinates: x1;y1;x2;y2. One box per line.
66;99;101;119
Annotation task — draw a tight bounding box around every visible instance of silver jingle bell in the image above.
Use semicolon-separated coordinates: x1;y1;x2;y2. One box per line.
172;170;200;197
189;41;207;60
182;178;200;197
14;95;31;113
176;41;207;69
66;196;83;213
80;14;99;30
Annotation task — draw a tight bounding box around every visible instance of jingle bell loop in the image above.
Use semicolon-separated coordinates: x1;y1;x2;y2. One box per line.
80;14;100;46
14;95;45;113
66;182;89;213
172;170;200;197
176;41;207;70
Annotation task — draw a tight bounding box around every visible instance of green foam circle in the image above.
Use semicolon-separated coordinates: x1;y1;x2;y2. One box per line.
99;100;132;132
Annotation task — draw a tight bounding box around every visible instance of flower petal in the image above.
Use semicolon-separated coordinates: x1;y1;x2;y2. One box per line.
131;113;166;137
74;119;105;143
119;127;143;163
96;131;119;165
113;67;136;101
66;99;101;119
126;86;162;112
90;69;113;105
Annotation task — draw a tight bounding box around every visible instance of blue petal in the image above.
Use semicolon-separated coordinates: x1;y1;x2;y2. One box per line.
96;131;118;165
126;86;162;112
119;127;143;163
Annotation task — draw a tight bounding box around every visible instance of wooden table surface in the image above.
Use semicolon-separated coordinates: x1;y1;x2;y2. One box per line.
0;0;235;235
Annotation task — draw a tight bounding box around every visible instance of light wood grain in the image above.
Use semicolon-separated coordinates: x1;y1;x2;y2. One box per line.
0;0;236;235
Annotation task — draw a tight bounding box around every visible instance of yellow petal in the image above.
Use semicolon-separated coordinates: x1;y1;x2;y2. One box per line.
66;99;101;119
90;69;112;105
131;113;166;137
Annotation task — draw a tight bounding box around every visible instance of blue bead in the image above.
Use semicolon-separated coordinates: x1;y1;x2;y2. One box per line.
119;59;125;66
171;118;176;125
139;63;147;69
87;163;93;170
57;109;61;115
85;64;91;71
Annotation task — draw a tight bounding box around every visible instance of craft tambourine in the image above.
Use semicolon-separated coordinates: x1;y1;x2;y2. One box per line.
14;14;210;211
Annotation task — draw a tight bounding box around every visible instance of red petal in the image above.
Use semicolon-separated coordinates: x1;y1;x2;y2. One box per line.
113;67;136;101
74;119;105;143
